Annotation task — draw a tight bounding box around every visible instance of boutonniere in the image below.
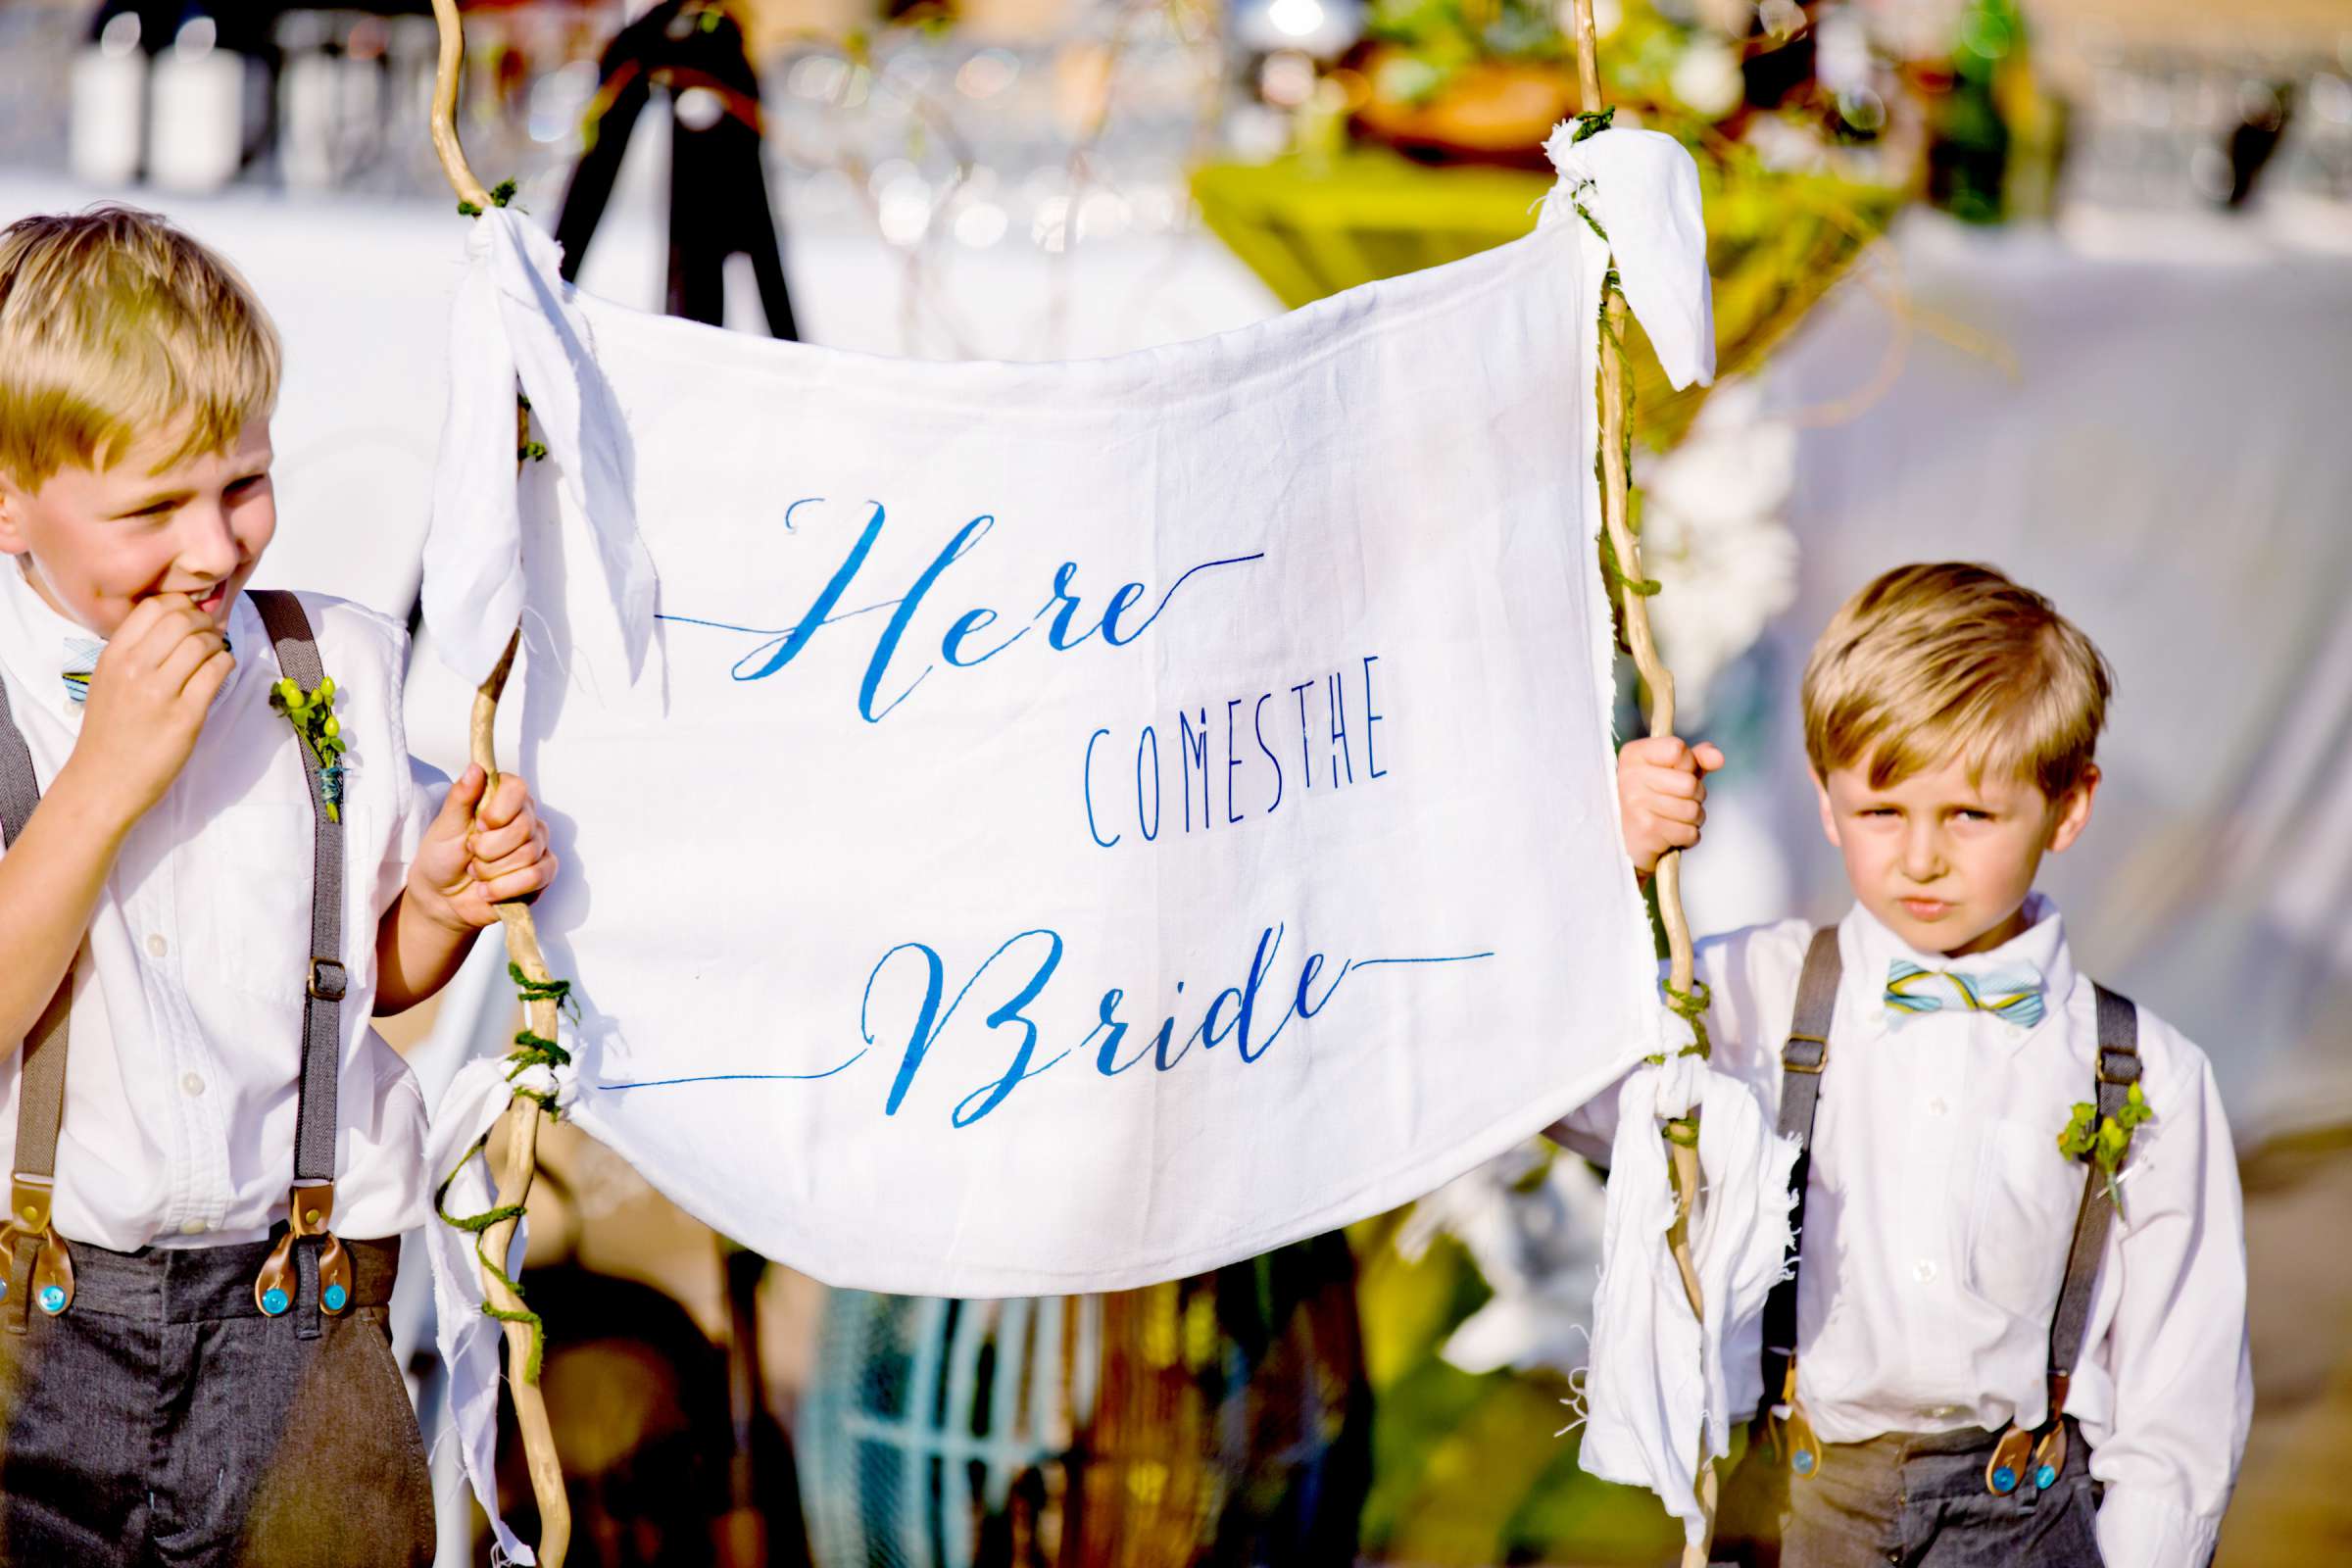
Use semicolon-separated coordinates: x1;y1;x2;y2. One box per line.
2057;1081;2154;1207
270;674;349;820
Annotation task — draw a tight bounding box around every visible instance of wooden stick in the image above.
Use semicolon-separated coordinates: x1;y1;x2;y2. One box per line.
427;3;570;1561
1567;4;1718;1562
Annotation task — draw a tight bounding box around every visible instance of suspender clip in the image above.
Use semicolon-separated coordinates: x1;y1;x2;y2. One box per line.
2097;1046;2139;1086
9;1173;54;1236
256;1180;354;1318
1782;1033;1828;1073
0;1174;74;1324
308;957;350;1002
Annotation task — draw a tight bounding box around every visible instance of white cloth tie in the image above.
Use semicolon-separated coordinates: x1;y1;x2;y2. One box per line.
1578;1042;1796;1548
1540;123;1718;392
424;207;658;690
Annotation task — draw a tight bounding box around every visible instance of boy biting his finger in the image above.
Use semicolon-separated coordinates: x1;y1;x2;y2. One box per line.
0;207;555;1563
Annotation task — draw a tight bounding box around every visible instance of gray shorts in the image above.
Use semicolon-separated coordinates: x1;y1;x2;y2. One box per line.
1714;1416;2106;1568
0;1229;433;1567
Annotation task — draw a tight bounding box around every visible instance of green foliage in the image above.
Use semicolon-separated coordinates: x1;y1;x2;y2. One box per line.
458;177;521;218
2057;1081;2153;1174
430;961;580;1383
270;674;347;821
1365;0;1568;90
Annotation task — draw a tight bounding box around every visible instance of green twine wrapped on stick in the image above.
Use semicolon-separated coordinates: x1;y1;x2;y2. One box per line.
433;963;577;1383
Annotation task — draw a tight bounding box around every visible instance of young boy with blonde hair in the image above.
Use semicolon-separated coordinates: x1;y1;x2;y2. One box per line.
0;206;555;1563
1568;562;2249;1566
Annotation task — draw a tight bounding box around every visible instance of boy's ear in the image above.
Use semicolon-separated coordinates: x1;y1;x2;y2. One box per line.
2045;764;2100;855
0;481;24;556
1810;769;1842;849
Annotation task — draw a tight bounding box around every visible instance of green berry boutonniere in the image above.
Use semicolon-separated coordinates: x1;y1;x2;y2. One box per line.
270;674;349;820
2058;1082;2154;1201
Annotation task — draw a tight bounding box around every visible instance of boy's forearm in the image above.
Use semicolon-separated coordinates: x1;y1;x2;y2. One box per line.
0;762;136;1044
372;891;480;1016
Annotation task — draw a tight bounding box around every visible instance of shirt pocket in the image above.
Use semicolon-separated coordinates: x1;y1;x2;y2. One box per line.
187;798;378;1004
1958;1116;2082;1319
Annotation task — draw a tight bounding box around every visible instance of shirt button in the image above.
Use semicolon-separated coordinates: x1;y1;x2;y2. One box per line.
179;1218;207;1236
180;1073;205;1098
146;933;169;958
1914;1259;1938;1284
1928;1096;1948;1116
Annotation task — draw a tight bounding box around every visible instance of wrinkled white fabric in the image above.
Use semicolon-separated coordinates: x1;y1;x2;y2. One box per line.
423;207;656;690
419;122;1715;1551
425;1055;576;1567
1575;1050;1794;1547
1541;123;1717;392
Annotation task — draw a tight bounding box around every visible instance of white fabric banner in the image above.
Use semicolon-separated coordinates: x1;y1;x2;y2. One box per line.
421;126;1735;1559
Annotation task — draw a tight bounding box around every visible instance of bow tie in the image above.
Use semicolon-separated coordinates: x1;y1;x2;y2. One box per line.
61;636;102;706
1885;958;2046;1030
61;630;234;706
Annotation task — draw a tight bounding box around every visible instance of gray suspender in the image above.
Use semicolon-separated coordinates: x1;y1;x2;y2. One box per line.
0;672;75;1331
250;589;346;1187
0;590;352;1332
1759;926;1839;1410
246;589;355;1329
1762;926;2140;1494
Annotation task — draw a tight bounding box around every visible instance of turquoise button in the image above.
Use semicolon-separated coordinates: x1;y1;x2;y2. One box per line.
36;1285;65;1314
1791;1450;1815;1476
323;1283;348;1312
1991;1465;2019;1494
2034;1463;2058;1491
262;1287;289;1315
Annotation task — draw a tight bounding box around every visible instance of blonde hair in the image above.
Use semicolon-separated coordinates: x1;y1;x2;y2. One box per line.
0;205;280;488
1801;562;2114;799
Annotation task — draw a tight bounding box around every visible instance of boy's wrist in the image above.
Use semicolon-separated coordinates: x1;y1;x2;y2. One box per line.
49;755;150;846
402;877;477;939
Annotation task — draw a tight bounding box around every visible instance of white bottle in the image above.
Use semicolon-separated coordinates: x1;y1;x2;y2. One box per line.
149;13;245;194
68;11;147;187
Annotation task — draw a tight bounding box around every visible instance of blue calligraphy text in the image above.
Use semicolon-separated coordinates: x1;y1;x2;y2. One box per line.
656;498;1263;723
1085;653;1391;851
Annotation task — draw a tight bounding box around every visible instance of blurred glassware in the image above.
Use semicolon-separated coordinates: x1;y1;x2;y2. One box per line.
148;9;249;194
70;8;148;186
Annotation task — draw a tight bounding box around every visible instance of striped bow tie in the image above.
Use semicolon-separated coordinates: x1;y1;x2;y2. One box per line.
61;636;103;705
61;630;233;705
1885;959;2046;1030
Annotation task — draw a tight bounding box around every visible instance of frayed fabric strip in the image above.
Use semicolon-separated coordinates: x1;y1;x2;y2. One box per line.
1538;123;1718;393
423;207;658;690
1578;1047;1796;1547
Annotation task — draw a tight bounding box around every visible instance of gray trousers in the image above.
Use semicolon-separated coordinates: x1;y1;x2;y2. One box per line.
1714;1417;2106;1568
0;1230;433;1567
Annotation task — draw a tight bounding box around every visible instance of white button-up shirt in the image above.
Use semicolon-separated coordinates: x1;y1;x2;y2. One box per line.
0;566;438;1249
1555;895;2251;1568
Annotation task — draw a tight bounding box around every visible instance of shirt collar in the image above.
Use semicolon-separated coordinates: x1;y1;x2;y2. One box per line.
1837;892;2077;1051
0;560;98;729
0;563;261;730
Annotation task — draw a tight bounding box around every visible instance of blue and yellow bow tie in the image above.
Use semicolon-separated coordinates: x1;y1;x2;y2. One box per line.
1885;959;2045;1030
61;636;102;705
